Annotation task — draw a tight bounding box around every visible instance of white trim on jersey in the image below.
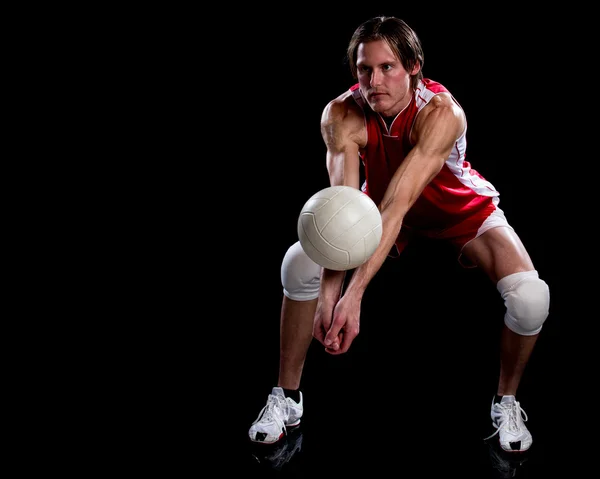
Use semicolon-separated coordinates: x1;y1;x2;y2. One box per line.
353;80;499;197
414;80;499;197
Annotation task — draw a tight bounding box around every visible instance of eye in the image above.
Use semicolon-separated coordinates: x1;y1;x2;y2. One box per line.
382;64;392;71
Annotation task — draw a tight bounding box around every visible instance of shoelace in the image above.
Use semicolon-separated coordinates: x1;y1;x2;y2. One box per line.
254;394;290;429
484;401;528;440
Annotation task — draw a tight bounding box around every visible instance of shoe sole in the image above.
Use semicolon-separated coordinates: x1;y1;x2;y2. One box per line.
500;442;531;453
249;421;301;445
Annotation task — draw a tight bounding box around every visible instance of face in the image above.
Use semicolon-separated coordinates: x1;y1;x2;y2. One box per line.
356;40;415;117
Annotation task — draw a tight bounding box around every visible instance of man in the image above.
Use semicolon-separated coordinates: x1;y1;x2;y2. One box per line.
248;16;550;453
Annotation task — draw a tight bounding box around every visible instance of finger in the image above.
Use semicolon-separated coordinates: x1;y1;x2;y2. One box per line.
324;320;343;348
325;344;344;355
313;325;326;346
324;332;343;354
337;330;357;354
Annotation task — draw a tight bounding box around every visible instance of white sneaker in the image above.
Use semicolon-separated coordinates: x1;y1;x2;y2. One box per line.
248;387;303;444
485;395;532;452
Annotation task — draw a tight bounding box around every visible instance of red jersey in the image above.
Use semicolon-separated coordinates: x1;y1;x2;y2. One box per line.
350;79;498;239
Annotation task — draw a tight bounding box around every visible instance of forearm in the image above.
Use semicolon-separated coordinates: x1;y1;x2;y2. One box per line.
344;208;403;297
319;268;346;303
344;142;449;296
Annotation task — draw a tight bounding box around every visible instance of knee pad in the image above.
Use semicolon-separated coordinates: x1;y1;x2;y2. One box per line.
497;270;550;336
281;241;322;301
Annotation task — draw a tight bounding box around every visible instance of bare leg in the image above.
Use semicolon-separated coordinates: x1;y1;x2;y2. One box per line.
278;296;318;390
462;226;539;397
498;327;538;396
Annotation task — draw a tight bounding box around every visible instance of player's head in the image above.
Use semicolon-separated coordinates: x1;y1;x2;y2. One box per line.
347;16;424;92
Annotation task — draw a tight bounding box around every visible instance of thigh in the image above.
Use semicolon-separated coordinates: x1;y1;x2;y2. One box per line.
461;226;535;284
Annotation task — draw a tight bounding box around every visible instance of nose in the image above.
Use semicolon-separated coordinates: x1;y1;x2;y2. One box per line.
370;68;382;87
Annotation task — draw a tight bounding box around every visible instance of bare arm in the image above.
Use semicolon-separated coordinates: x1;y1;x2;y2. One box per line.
321;93;364;190
318;95;366;300
345;93;466;297
312;94;366;351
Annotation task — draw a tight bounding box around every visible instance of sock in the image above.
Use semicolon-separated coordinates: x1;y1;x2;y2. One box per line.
496;394;516;404
283;388;300;403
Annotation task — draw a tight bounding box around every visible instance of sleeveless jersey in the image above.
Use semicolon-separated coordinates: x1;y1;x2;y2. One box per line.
350;79;498;235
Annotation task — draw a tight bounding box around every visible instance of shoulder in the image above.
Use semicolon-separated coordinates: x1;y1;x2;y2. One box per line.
418;79;463;118
424;91;462;116
416;91;465;133
320;90;366;146
321;90;363;126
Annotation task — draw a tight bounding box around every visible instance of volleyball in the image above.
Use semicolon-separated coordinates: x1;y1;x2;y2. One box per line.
297;185;383;271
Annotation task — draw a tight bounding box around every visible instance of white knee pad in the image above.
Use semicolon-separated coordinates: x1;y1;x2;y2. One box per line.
497;270;550;336
281;241;322;301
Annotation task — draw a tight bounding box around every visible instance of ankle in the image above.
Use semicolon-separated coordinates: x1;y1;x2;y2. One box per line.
282;387;301;403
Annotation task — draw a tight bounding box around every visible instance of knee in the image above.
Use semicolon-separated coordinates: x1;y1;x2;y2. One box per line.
497;270;550;336
281;241;322;301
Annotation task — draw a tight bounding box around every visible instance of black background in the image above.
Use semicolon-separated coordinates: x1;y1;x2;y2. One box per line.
222;8;566;478
231;10;561;389
121;6;573;477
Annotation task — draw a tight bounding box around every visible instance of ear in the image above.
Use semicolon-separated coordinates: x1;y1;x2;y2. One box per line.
410;61;421;75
